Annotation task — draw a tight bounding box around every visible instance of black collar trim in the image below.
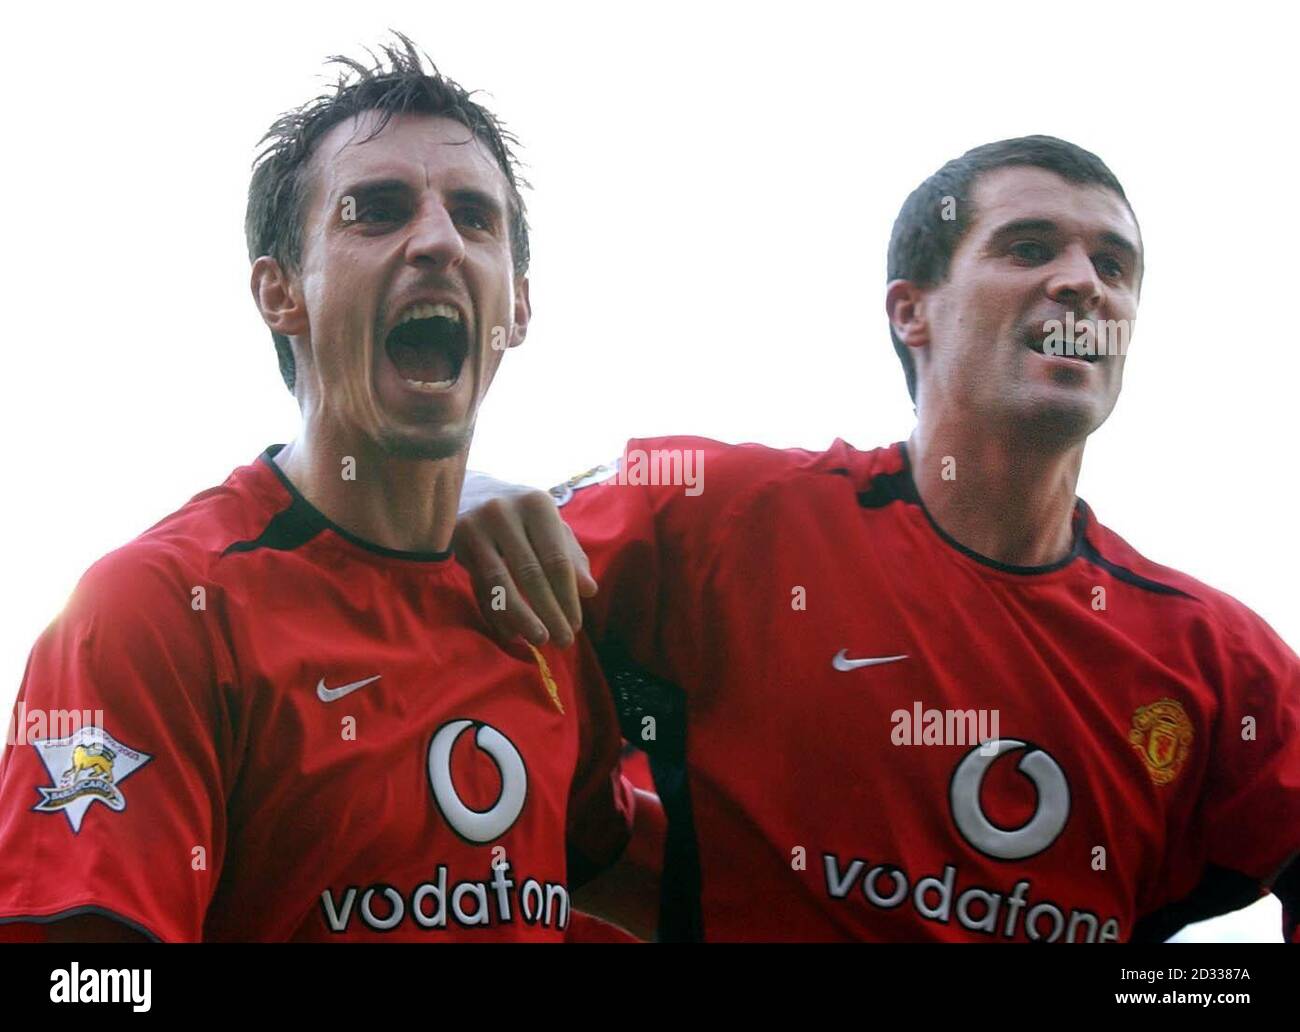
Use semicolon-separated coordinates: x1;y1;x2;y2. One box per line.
854;444;1193;596
856;442;1088;576
223;445;453;563
1078;536;1193;599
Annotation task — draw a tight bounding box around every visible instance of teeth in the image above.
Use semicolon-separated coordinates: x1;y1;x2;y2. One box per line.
404;378;455;392
396;302;461;327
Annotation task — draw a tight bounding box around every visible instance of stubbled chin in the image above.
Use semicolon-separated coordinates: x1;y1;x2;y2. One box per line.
1008;383;1113;442
375;423;473;461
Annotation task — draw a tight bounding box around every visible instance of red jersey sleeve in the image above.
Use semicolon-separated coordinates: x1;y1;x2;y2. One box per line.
560;636;635;887
551;464;658;664
0;543;236;942
1196;607;1300;925
551;436;809;673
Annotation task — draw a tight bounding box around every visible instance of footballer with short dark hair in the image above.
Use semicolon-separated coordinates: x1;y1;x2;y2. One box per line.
0;35;636;942
455;135;1300;942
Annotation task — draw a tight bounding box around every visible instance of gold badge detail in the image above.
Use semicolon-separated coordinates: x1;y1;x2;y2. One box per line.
1128;698;1193;786
526;642;565;714
549;462;618;508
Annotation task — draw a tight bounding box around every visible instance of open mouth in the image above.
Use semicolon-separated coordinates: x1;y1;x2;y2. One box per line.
384;302;470;391
1025;332;1102;364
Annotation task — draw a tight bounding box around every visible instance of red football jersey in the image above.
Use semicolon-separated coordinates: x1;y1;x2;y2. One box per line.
553;436;1300;942
0;447;631;942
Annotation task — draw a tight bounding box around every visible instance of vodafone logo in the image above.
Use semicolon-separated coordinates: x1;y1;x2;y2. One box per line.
427;720;527;844
819;739;1114;940
949;739;1070;860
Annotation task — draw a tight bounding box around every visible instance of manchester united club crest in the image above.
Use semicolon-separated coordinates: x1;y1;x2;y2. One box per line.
1128;699;1193;786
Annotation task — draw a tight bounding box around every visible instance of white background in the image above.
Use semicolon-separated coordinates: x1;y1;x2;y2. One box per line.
1;0;1295;941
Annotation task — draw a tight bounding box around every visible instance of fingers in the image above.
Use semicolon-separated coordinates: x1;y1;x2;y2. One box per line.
478;496;578;647
577;561;598;598
454;523;549;645
516;492;584;647
454;488;599;649
515;493;590;641
568;524;599;598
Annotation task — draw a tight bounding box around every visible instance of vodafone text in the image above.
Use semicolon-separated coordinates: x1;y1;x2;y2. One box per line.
321;862;570;933
823;853;1122;942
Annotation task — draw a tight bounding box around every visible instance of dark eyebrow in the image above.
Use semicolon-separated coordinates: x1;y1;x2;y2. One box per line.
987;217;1140;262
446;187;505;218
986;218;1059;243
1098;230;1140;262
331;180;505;224
337;178;412;206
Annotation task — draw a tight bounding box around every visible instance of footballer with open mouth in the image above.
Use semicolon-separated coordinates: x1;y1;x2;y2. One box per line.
256;109;531;474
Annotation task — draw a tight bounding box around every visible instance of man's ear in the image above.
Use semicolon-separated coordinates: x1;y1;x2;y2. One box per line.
251;256;309;338
507;276;531;348
885;279;930;350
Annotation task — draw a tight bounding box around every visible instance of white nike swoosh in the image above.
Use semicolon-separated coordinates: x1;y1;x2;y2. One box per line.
832;649;908;672
316;674;382;703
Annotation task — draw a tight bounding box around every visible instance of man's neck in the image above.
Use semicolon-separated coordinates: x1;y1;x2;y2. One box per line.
273;430;465;555
906;415;1085;568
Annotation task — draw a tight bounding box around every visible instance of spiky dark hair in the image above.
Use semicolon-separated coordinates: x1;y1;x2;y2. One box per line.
245;32;529;391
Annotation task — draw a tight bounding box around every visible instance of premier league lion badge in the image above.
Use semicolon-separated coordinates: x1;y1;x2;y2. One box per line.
31;725;152;832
